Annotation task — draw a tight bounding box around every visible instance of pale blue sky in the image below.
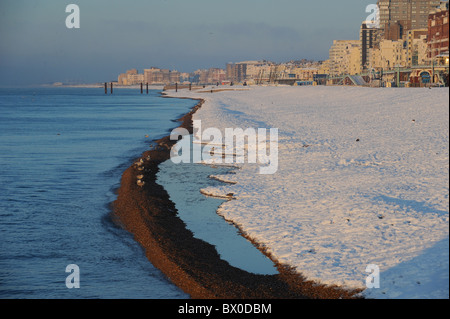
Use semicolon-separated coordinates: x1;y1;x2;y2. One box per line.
0;0;374;85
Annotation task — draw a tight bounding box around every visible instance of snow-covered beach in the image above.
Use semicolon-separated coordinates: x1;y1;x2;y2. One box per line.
164;85;449;299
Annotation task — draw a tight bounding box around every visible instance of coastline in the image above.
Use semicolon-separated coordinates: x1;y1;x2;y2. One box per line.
111;94;362;299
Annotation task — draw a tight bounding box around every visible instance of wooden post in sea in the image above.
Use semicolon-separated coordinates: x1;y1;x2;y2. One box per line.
146;83;149;94
140;83;143;94
175;82;178;92
189;83;192;91
110;82;113;94
104;82;107;94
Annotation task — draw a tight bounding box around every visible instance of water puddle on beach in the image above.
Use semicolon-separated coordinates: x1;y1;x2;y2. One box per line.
157;141;278;275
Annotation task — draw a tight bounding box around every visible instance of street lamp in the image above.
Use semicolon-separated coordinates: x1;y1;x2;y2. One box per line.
394;64;403;87
432;59;435;84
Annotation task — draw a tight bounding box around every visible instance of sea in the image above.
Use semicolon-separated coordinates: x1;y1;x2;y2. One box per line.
0;87;194;299
0;87;277;299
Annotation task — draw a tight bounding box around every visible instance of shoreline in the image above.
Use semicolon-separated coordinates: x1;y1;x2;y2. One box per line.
111;93;362;299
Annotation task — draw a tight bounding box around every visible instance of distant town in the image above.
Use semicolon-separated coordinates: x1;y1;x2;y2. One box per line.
101;0;449;88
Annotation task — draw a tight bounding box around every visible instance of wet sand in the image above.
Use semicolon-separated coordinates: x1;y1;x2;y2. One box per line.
111;96;362;299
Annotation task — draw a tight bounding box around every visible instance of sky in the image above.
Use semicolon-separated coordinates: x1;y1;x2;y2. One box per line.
0;0;374;86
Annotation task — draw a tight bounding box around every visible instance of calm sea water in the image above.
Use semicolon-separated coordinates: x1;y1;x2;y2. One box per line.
0;87;196;299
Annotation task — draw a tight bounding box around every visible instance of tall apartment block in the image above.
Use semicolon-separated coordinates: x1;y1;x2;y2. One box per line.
226;63;247;83
329;40;361;76
377;0;441;40
360;23;380;70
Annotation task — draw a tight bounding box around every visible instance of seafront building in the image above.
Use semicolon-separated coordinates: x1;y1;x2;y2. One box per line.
117;68;182;85
360;23;381;71
326;0;448;86
328;40;362;76
407;29;429;66
223;60;324;84
118;69;144;85
144;68;181;85
192;68;227;84
428;3;449;59
371;39;408;70
377;0;441;40
116;1;448;88
284;67;320;81
226;62;249;83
